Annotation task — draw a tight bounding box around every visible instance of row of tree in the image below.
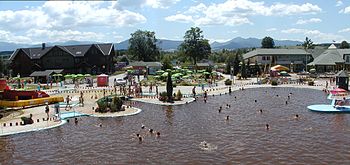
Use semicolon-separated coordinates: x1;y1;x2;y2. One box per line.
126;27;350;68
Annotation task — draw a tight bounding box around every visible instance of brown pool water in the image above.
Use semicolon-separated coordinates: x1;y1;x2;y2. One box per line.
1;87;350;165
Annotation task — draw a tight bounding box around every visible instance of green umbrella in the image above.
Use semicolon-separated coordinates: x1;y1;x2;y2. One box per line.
156;70;165;75
203;72;211;75
76;74;84;77
64;74;72;78
84;74;91;77
161;72;169;77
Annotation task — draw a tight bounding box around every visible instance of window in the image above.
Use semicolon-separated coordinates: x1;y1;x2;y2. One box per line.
267;56;270;60
347;56;350;63
262;56;266;60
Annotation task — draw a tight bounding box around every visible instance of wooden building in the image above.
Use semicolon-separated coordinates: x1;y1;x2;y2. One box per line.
10;43;115;77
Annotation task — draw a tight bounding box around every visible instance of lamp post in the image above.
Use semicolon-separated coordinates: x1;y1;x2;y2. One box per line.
231;67;235;84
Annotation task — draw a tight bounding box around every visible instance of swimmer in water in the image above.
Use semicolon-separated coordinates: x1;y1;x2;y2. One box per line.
99;123;102;127
226;116;229;120
259;109;263;113
141;124;145;129
138;136;143;142
156;132;160;137
74;118;78;124
204;143;208;148
285;101;288;105
149;129;153;133
255;100;257;103
266;124;269;130
136;133;140;137
294;114;299;119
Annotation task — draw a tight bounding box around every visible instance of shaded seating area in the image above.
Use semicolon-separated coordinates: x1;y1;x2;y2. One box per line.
30;69;63;83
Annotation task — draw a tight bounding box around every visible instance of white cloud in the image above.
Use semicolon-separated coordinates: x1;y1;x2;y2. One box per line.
0;1;146;32
146;0;181;9
266;28;277;32
281;28;344;43
339;28;350;33
165;14;193;23
340;6;350;13
336;1;343;7
114;0;180;9
26;29;105;43
0;30;32;44
166;0;321;26
296;18;322;25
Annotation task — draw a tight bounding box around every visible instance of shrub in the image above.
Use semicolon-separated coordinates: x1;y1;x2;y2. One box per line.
96;98;108;113
271;80;278;86
224;79;232;86
308;81;314;86
159;91;168;102
110;96;123;112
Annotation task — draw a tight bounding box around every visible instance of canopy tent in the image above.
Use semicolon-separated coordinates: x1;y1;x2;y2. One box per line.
271;65;289;71
330;88;347;95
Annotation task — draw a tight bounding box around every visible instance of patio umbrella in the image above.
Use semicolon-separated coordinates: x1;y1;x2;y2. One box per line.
330;88;347;95
84;74;91;77
271;65;289;71
76;74;84;77
203;72;211;75
156;70;165;75
64;74;73;78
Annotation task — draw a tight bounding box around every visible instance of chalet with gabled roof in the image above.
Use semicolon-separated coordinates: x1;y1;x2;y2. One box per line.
10;43;115;77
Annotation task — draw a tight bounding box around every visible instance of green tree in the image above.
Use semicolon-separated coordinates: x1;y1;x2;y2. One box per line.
240;57;247;79
233;53;240;75
166;72;173;102
261;36;275;48
0;59;4;77
128;30;160;62
179;27;211;64
225;53;235;74
340;41;350;49
302;37;315;50
161;56;173;70
119;56;129;65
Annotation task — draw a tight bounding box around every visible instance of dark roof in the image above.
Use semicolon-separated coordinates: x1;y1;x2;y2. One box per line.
336;70;349;77
243;48;311;59
10;43;114;60
29;69;63;77
129;61;163;67
308;45;350;66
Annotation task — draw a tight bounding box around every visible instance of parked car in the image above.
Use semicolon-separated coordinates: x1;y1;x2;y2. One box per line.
115;78;127;86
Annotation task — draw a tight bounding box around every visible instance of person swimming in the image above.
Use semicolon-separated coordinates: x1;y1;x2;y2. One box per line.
99;123;102;127
226;116;229;120
259;109;263;113
138;136;143;142
156;132;160;137
149;129;153;133
74;118;78;124
136;133;140;137
254;100;257;103
285;101;288;105
295;114;299;119
141;124;145;129
266;124;269;130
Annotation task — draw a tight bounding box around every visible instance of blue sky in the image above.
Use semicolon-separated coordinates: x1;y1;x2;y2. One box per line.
0;0;349;44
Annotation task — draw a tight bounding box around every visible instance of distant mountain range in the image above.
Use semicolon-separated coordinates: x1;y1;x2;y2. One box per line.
0;37;303;52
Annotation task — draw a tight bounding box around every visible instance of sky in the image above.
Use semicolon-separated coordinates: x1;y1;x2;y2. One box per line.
0;0;349;45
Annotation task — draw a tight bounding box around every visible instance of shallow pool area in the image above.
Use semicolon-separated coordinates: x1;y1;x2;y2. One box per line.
1;87;350;164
